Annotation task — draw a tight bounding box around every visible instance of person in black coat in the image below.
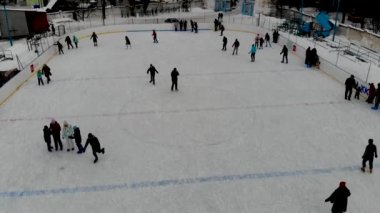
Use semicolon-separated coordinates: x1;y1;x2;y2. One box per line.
183;20;187;31
42;64;52;84
125;35;131;48
84;133;105;163
194;22;198;33
43;125;53;152
280;45;288;63
65;36;74;49
214;19;219;31
232;39;240;55
73;126;84;154
147;64;159;85
190;20;194;32
310;48;318;66
265;33;271;47
354;85;361;100
171;68;179;91
222;36;227;51
179;20;183;31
56;41;64;54
305;47;311;68
361;139;378;173
344;75;356;100
90;32;98;46
325;181;351;213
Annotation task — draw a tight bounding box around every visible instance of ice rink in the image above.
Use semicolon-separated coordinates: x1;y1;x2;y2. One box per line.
0;25;379;212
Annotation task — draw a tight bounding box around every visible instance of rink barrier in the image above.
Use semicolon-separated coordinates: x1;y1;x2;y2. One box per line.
0;164;376;198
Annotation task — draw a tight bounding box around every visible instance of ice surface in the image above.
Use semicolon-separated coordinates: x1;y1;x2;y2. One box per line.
0;26;379;212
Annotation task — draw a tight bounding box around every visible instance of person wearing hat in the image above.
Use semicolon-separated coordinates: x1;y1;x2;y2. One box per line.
325;181;351;213
361;138;378;173
344;75;356;101
62;121;75;152
73;126;84;154
43;125;53;152
84;133;105;163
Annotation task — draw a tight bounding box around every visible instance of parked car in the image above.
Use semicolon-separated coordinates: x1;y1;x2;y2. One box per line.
164;18;179;23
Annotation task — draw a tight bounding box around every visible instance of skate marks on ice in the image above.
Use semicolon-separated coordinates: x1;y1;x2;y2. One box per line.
0;100;346;123
0;164;377;198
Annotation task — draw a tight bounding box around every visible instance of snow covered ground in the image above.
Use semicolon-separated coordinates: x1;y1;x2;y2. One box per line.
0;24;380;212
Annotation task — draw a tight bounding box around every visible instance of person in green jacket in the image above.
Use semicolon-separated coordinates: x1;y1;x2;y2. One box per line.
72;35;79;48
37;69;44;86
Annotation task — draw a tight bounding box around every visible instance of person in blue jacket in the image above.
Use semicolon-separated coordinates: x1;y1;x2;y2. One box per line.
249;44;257;62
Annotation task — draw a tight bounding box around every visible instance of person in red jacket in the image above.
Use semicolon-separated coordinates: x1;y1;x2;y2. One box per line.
366;83;376;104
325;181;351;213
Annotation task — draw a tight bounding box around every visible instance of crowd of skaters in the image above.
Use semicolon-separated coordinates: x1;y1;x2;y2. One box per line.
43;119;105;163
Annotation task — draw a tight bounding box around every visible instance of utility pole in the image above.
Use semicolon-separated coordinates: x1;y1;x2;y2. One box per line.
332;0;340;41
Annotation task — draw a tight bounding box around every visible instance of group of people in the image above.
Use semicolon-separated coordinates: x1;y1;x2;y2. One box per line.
146;64;180;91
36;64;52;86
174;19;188;31
43;119;105;163
55;35;80;55
344;75;380;110
305;47;320;68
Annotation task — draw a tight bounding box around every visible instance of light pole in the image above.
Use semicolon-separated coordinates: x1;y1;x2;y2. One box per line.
332;0;340;41
1;0;13;46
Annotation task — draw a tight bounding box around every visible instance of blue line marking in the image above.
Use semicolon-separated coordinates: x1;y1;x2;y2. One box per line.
0;164;377;198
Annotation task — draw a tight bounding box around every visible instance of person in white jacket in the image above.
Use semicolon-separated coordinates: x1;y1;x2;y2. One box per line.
62;121;75;152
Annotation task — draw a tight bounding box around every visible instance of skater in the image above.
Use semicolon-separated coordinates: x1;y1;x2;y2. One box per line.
222;36;227;51
354;85;361;100
42;64;52;84
232;39;240;55
90;32;98;46
171;68;179;91
174;22;178;31
194;22;198;33
179;20;183;31
265;33;271;47
255;34;260;47
56;41;64;54
220;24;225;36
249;44;257;62
50;119;63;151
373;83;380;109
36;69;44;86
273;30;279;43
310;48;318;66
184;20;187;31
73;126;84;154
325;181;351;213
72;35;79;48
190;20;194;32
51;24;55;35
305;47;311;68
62;121;75;152
280;45;288;63
147;64;159;85
125;35;131;48
43;125;53;152
259;37;264;49
361;139;377;173
366;83;376;104
65;36;73;49
214;19;219;31
152;30;158;43
84;133;105;163
344;75;356;101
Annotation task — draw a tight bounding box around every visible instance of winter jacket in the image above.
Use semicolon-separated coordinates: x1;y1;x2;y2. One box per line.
171;69;179;80
42;65;51;77
265;33;270;41
249;45;257;54
73;35;78;43
84;136;101;152
280;46;288;56
50;121;61;135
90;33;98;42
147;66;158;75
345;77;356;89
62;124;74;139
232;40;240;48
43;126;51;142
223;37;227;44
368;84;376;97
325;186;351;212
363;144;378;159
73;126;82;143
36;70;43;78
65;36;72;44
